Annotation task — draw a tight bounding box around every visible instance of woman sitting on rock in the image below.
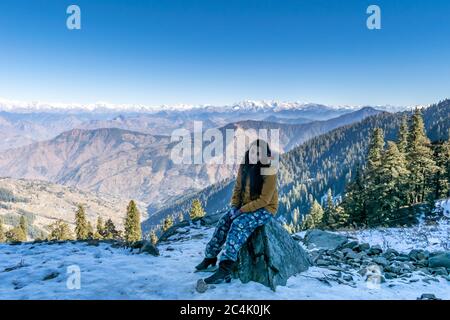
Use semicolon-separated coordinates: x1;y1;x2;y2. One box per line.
195;139;278;284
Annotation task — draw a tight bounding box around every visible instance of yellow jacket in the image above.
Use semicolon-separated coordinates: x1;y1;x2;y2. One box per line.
230;165;278;214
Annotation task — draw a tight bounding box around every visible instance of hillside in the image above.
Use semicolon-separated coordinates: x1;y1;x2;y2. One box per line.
146;99;450;230
0;177;146;239
1;203;448;299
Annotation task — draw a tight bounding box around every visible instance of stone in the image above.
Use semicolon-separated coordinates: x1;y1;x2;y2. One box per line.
417;293;441;300
315;259;333;267
372;256;389;267
158;221;190;242
200;211;226;226
303;229;348;251
408;249;429;261
341;241;359;250
428;252;450;269
384;272;397;280
430;267;448;276
353;243;370;252
139;240;160;256
367;245;383;255
234;219;311;291
384;248;399;256
343;274;353;282
42;271;60;281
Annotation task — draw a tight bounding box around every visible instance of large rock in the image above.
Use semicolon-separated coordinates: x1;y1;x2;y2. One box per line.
234;219;311;291
428;252;450;269
303;229;348;250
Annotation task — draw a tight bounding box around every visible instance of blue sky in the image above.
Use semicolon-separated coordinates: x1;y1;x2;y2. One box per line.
0;0;449;107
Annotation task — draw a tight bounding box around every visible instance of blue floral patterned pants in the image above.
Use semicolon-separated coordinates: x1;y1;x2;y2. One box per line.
205;208;273;262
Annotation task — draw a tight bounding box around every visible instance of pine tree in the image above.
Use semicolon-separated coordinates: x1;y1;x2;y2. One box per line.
162;215;174;232
301;200;324;230
19;215;27;240
397;115;409;154
189;199;205;220
321;189;336;229
150;230;158;245
74;205;89;240
433;139;450;199
333;205;350;230
365;128;385;227
87;221;94;240
124;200;142;243
47;220;74;241
5;226;27;242
103;219;120;240
406;109;437;205
0;217;5;242
377;141;411;226
94;216;104;239
343;166;366;227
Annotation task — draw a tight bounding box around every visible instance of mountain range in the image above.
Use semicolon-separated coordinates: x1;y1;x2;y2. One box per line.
0;107;381;208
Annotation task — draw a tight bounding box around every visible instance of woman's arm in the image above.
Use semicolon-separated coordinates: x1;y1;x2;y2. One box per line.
239;174;276;213
230;166;243;208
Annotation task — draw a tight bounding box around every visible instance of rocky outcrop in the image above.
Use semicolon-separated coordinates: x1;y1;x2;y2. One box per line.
303;229;348;250
234;219;311;291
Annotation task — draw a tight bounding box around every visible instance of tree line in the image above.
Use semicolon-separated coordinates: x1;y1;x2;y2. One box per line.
0;200;145;244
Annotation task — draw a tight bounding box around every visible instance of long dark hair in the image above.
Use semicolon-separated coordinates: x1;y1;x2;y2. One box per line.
240;139;272;200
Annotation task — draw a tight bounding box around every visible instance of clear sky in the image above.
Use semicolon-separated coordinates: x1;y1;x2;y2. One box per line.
0;0;449;107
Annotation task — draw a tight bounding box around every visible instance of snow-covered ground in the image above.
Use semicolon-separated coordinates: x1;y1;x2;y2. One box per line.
1;218;449;300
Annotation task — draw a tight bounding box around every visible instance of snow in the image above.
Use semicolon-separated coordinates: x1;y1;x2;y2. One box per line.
1;221;449;300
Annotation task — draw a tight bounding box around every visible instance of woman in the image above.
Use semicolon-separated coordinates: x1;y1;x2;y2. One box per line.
195;139;278;284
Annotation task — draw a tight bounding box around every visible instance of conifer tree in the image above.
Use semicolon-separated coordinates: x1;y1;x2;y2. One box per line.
321;189;336;229
47;220;74;241
75;205;89;240
87;221;94;239
301;200;324;230
19;215;27;240
343;166;366;227
433;139;450;199
189;199;205;220
162;215;174;232
397;115;409;154
377;141;411;226
0;217;5;242
365;128;385;227
124;200;142;243
103;219;120;240
94;216;104;239
150;230;158;246
406;109;437;205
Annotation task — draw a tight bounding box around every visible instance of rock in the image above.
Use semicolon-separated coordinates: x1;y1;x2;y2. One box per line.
86;239;100;246
303;229;348;251
384;272;397;279
428;252;450;269
353;243;370;252
384;248;399;257
139;241;160;256
315;259;332;267
234;219;311;291
429;267;448;276
341;241;359;250
417;293;441;300
166;246;175;251
408;249;429;261
43;271;60;281
343;274;353;282
158;221;190;242
200;211;226;226
176;227;189;234
367;245;383;255
372;256;389;267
